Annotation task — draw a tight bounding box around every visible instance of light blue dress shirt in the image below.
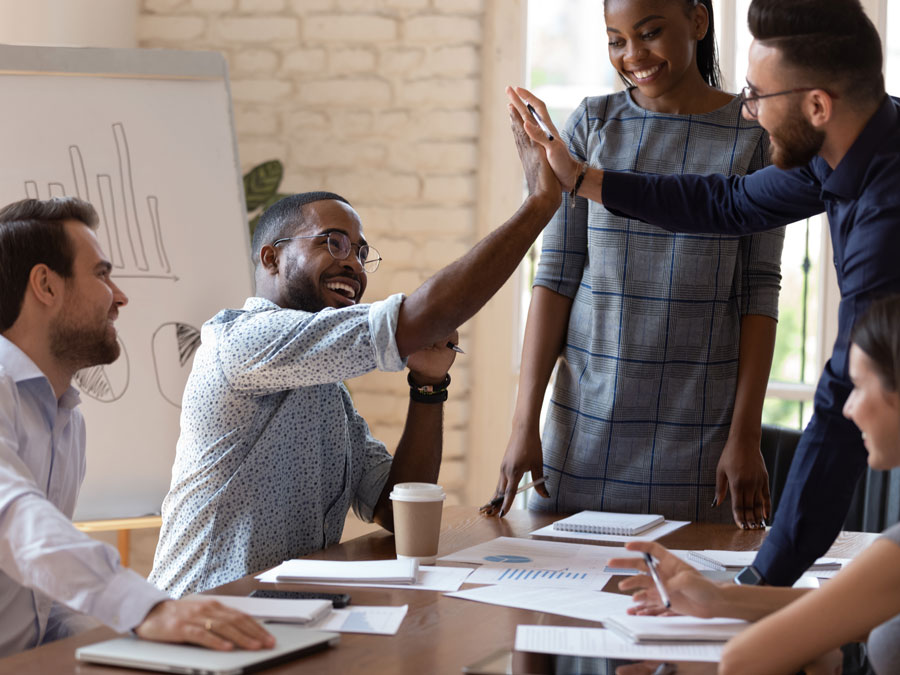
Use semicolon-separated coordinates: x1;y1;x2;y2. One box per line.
0;336;168;657
150;294;407;597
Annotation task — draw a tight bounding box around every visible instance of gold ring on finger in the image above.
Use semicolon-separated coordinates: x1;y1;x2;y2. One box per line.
205;619;214;632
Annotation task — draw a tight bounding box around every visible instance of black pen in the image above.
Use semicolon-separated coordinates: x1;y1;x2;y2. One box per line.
526;103;554;141
446;341;465;354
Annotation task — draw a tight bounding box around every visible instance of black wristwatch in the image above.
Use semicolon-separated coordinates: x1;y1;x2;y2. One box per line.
734;565;767;586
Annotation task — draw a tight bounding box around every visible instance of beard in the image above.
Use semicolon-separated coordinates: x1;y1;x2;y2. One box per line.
49;305;120;370
281;257;328;313
768;105;825;169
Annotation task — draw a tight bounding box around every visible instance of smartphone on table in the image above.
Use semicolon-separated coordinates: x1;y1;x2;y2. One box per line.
249;589;351;608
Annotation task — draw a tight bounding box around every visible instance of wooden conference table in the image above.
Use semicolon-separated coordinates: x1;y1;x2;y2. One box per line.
1;506;877;674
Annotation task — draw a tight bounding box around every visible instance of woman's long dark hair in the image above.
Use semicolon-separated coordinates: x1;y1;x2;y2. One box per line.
608;0;723;90
693;0;722;89
851;296;900;393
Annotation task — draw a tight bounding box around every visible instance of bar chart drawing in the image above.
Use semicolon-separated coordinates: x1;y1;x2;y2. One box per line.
23;122;176;280
495;568;589;581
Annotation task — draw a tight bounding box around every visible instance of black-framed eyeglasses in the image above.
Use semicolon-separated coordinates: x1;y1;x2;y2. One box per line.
273;231;382;273
739;85;840;119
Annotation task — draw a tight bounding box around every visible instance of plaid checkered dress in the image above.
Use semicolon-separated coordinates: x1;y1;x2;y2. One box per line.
531;91;784;522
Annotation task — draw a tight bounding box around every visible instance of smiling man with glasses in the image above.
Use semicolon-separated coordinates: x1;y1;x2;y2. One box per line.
150;117;562;595
510;0;900;595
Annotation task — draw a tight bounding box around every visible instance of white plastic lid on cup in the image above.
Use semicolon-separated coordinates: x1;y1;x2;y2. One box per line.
389;482;446;502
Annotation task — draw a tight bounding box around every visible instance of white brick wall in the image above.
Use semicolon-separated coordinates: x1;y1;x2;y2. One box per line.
138;0;487;502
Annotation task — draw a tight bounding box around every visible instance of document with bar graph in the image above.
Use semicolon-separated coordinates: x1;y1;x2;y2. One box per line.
465;565;612;590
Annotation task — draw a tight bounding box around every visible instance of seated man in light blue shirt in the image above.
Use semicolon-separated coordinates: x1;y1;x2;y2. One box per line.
150;123;561;596
0;197;274;657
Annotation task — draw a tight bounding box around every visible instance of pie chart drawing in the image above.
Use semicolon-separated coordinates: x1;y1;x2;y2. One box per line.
484;555;532;563
73;337;130;402
151;321;201;408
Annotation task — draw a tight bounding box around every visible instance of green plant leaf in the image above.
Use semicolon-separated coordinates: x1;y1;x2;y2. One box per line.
243;160;284;210
248;193;291;239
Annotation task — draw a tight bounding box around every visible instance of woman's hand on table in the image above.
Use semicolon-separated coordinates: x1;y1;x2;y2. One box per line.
609;541;725;618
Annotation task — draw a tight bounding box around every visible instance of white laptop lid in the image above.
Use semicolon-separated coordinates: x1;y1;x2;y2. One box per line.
75;624;339;675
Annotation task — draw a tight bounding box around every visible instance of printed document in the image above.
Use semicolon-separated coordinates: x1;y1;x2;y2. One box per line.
514;625;723;662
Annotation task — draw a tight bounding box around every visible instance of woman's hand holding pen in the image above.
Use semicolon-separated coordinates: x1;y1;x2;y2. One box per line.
609;541;726;619
480;416;550;516
506;86;581;192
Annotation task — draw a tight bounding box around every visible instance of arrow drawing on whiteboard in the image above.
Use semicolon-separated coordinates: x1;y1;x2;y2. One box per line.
24;122;177;281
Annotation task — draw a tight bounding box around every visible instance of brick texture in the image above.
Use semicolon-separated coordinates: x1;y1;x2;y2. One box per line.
138;0;486;502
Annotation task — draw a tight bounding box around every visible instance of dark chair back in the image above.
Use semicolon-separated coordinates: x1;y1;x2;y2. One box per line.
760;423;900;532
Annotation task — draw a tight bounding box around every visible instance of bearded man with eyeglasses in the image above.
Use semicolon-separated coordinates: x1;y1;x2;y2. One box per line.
151;115;561;595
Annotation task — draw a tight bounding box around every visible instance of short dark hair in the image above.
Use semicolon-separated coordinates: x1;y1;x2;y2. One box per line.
0;197;99;332
748;0;884;105
250;191;351;268
851;296;900;394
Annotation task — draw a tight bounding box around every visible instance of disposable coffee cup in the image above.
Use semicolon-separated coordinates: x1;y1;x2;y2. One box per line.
389;482;446;564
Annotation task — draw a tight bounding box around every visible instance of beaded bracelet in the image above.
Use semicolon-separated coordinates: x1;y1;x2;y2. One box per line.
408;372;450;404
570;161;588;200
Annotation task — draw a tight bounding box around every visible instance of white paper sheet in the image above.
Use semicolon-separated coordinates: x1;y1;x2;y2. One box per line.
312;605;408;635
438;536;629;570
514;625;723;662
530;520;689;543
465;565;613;590
256;565;472;592
445;585;634;623
269;558;417;583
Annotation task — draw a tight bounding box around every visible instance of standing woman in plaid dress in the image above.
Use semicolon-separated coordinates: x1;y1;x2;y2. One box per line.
487;0;785;527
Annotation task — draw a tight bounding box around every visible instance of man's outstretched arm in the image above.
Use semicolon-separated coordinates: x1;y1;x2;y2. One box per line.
393;106;561;358
507;86;824;237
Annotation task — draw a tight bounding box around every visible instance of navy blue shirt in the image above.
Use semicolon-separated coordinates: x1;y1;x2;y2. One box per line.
602;95;900;585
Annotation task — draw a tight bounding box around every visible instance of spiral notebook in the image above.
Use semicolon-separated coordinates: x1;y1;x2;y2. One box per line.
552;511;665;536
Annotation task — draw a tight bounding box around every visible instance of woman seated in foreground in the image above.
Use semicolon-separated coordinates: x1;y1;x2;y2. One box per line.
609;294;900;675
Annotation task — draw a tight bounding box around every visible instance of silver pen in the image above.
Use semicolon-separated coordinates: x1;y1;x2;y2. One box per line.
643;552;672;609
526;103;554;141
486;476;546;510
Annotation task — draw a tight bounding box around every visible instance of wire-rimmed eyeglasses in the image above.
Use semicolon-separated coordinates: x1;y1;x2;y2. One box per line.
273;231;382;273
739;85;840;119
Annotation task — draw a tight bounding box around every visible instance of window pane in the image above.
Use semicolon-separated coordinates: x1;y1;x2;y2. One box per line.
769;218;823;386
762;397;814;431
527;0;617;125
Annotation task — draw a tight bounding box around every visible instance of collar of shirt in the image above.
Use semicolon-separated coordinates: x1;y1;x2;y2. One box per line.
0;335;81;410
243;296;280;312
819;95;898;201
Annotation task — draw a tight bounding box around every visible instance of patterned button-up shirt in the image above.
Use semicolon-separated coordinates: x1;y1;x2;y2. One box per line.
150;294;406;596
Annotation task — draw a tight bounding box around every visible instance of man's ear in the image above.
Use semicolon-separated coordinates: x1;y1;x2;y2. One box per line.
805;89;834;130
259;245;279;275
28;264;63;308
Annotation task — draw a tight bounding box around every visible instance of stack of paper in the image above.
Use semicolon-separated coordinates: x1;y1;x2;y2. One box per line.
202;595;333;624
274;559;418;584
602;614;749;643
515;625;725;662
